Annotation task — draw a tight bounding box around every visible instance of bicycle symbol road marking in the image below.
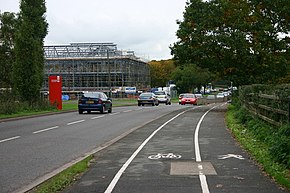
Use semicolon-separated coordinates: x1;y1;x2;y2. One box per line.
148;153;182;160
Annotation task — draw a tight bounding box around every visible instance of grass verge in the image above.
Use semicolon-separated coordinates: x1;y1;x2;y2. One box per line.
226;105;290;190
0;98;138;120
29;155;93;193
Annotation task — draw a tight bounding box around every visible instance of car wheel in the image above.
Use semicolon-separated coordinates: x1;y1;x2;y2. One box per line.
138;103;141;106
108;106;112;113
100;105;105;114
78;110;83;114
87;110;91;114
152;103;155;106
169;102;171;105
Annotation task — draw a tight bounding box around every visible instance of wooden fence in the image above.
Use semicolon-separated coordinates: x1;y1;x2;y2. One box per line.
239;85;290;126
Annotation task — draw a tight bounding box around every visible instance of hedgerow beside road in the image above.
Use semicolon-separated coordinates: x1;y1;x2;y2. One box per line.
226;103;290;190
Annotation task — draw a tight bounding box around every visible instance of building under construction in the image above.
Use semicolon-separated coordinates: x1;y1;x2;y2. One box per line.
43;43;151;95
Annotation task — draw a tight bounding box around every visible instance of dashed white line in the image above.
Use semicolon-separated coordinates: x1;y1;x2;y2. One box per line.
123;110;132;113
33;126;59;134
67;120;85;125
110;112;120;116
0;136;21;143
91;115;105;120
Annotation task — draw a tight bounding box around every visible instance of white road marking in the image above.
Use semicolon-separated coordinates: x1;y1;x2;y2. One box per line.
33;126;59;134
194;105;218;193
110;112;120;116
67;120;85;125
218;154;245;160
0;136;20;143
123;110;132;113
104;111;187;193
91;115;105;120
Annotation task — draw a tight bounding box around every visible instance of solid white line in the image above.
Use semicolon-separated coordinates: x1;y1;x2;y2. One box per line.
0;136;20;143
91;115;105;120
194;105;217;162
104;111;187;193
33;126;59;134
67;120;85;125
194;105;218;193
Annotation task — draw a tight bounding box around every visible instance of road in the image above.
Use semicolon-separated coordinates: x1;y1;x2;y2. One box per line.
63;103;288;193
0;104;187;193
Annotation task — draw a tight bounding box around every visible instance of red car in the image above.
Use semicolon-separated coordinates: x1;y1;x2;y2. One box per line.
180;93;197;105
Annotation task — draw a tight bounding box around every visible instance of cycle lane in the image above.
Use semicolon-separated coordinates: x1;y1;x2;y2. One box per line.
63;104;288;193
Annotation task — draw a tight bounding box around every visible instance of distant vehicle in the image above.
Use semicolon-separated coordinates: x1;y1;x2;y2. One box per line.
216;93;225;98
180;93;197;105
178;93;185;104
138;92;159;106
207;95;216;100
154;91;171;105
223;91;230;97
195;94;203;99
78;92;112;114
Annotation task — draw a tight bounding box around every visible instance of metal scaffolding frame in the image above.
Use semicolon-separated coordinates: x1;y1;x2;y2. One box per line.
43;43;151;92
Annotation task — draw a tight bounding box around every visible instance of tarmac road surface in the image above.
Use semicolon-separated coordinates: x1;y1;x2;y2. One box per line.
63;103;289;193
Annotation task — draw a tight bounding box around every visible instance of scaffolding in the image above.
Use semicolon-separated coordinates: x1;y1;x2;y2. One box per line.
43;43;151;93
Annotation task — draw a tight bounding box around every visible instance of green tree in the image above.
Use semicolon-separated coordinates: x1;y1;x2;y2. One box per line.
171;0;290;86
171;64;211;93
13;0;48;103
0;12;17;88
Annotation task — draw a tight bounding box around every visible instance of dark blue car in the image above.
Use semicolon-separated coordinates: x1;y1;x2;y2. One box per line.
78;92;112;114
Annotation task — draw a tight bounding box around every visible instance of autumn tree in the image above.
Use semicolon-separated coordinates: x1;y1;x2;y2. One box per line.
13;0;48;103
0;12;17;88
171;0;290;86
149;59;176;87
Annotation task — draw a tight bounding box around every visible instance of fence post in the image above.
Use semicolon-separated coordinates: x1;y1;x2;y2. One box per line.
288;96;290;123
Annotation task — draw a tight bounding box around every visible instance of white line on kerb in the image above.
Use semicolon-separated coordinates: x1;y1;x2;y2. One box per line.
194;105;218;193
67;120;85;125
0;136;20;143
104;111;187;193
33;126;59;134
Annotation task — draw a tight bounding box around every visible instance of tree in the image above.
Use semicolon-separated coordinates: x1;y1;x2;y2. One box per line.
171;64;211;93
13;0;48;103
0;12;17;88
149;59;176;87
171;0;290;86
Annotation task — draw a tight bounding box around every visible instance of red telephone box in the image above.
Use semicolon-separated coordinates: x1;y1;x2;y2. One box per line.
49;76;62;110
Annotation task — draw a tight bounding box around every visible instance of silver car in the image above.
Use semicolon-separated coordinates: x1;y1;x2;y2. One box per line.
138;92;159;106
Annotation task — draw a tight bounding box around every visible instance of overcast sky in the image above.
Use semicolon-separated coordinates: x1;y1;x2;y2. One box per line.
0;0;187;60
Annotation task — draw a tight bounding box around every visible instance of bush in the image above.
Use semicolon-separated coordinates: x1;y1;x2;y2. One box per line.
270;125;290;167
0;92;55;115
233;104;290;169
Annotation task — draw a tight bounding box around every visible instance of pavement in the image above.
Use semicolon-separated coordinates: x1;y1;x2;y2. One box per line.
62;103;289;193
